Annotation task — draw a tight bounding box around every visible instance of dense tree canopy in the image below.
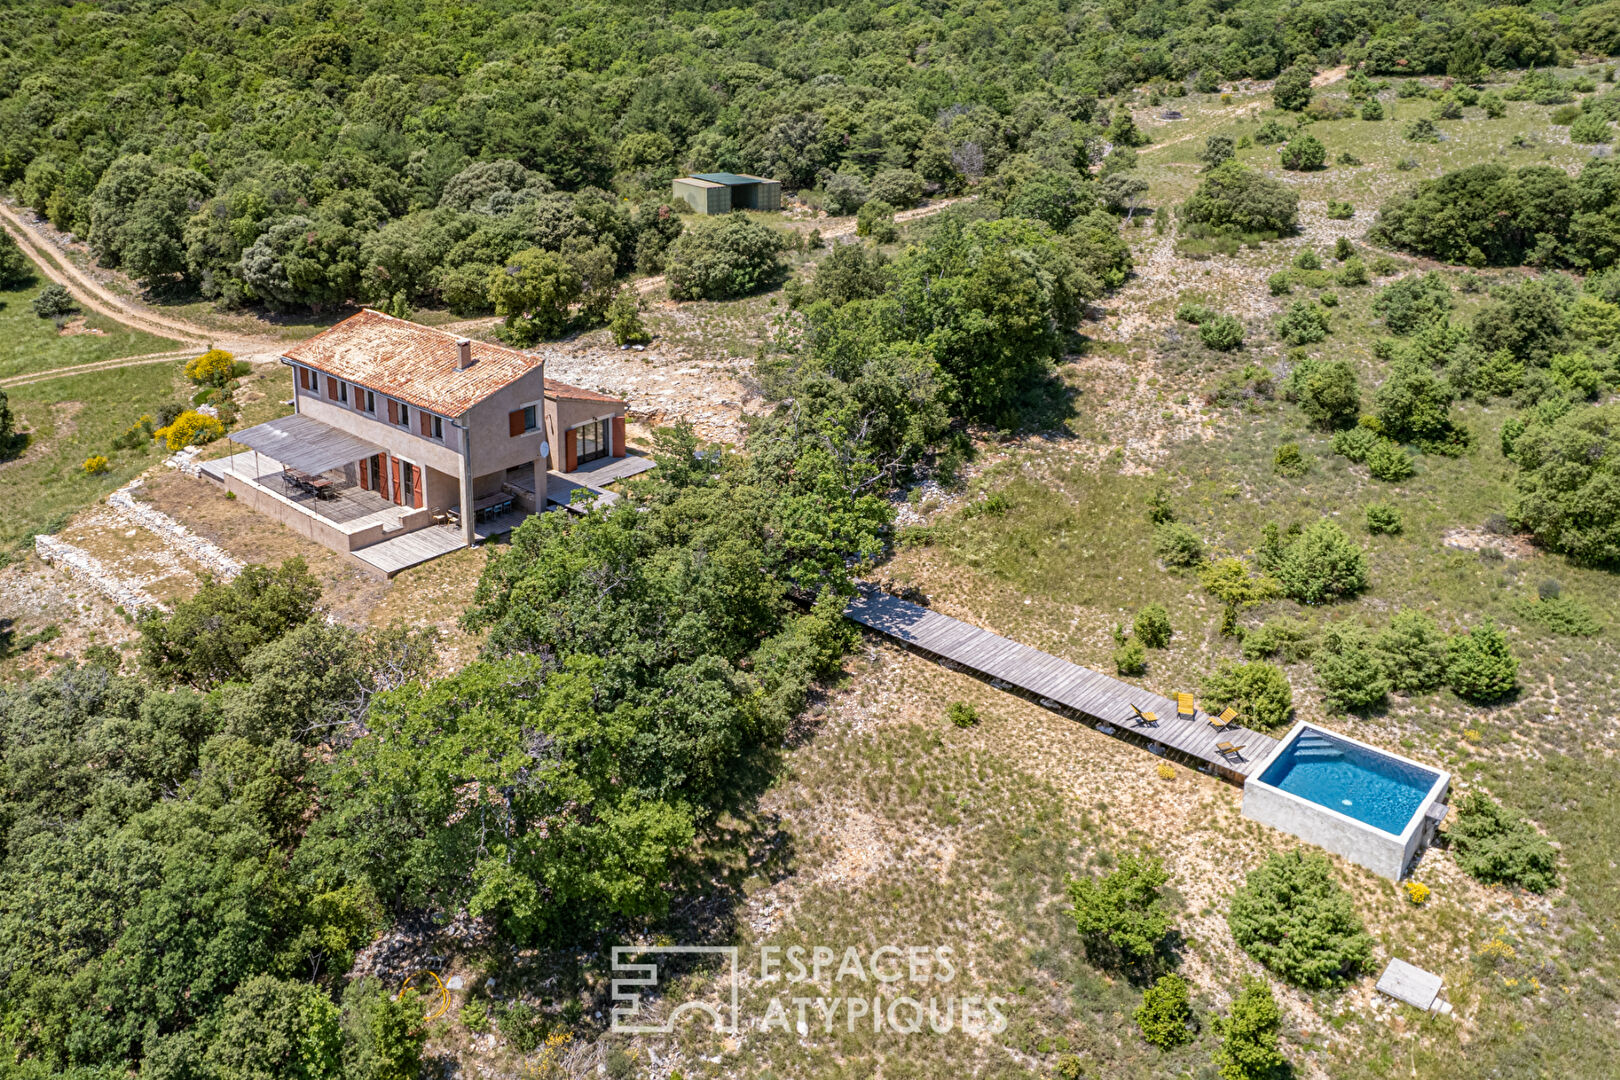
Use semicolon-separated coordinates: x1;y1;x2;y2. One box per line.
1375;160;1620;269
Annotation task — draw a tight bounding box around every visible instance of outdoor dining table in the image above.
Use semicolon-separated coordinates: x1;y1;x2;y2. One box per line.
283;467;334;498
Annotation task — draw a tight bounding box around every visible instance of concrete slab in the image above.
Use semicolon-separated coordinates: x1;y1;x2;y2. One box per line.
1376;958;1445;1012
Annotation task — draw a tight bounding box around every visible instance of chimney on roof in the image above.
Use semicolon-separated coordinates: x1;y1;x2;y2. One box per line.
455;337;473;370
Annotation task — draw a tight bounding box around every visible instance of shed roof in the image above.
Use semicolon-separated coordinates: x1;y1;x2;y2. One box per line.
546;379;624;405
284;310;542;417
690;172;770;186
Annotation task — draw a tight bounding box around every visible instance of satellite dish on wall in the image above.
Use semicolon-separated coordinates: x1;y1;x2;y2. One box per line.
540;441;551;461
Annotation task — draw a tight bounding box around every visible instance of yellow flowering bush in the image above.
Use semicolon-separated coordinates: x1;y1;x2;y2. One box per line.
184;348;237;387
154;409;225;451
1403;880;1430;905
1156;763;1176;780
81;454;109;475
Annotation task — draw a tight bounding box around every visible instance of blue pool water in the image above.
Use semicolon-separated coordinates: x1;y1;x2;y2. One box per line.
1259;729;1438;835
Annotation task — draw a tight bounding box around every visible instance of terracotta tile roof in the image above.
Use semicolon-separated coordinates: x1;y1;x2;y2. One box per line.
545;379;623;405
283;310;542;417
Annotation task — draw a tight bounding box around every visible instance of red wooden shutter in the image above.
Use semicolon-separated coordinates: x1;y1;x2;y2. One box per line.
298;367;310;391
358;458;369;490
508;409;524;437
411;465;423;508
564;428;577;471
387;399;398;424
389;457;401;504
419;410;431;437
611;416;625;458
326;376;338;400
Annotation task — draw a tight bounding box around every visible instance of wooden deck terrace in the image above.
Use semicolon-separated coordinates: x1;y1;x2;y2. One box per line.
844;587;1279;783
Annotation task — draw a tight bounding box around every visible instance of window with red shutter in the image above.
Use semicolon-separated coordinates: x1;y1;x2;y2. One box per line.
419;410;431;437
508;410;524;437
387;399;398;425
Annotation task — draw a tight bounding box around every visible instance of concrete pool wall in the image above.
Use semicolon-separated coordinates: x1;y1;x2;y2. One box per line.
1242;723;1451;881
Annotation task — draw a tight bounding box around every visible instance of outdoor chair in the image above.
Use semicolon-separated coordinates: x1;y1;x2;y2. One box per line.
1129;703;1157;726
1176;693;1196;720
1216;741;1245;759
1209;707;1239;730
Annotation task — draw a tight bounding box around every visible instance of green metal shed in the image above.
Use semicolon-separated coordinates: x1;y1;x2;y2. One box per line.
673;172;782;214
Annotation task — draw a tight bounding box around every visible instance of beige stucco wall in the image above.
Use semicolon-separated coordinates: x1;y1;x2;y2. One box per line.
543;396;624;470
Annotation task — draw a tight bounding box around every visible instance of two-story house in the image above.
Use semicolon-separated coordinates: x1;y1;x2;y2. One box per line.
211;310;632;575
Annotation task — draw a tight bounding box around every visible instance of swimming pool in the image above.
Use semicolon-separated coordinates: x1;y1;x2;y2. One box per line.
1242;723;1451;881
1257;728;1437;835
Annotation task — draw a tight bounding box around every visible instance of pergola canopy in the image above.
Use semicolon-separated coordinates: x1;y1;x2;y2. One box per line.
230;413;383;476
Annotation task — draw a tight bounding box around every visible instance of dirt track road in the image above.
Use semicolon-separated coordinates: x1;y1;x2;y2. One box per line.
1;202;281;366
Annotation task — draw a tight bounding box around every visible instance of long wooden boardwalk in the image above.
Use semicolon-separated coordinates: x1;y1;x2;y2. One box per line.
845;588;1278;782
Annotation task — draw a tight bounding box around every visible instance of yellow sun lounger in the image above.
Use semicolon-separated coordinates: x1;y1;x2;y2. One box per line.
1210;707;1239;730
1130;703;1158;726
1176;693;1196;719
1216;741;1245;759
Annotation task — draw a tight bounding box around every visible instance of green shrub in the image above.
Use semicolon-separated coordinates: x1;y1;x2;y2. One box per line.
1293;248;1321;271
1200;659;1293;730
1509;403;1620;562
607;291;653;345
1272;520;1368;604
1516;595;1602;636
1153;522;1205;568
1134;604;1173;648
1272;442;1306;477
1446;792;1560;893
1365;437;1415;481
1115;639;1148;675
1067;853;1173;971
868;168;925;209
823;170;870;216
1274;300;1328;345
1446;621;1518;702
855;198;899;242
1176;301;1215;324
1331;425;1376;463
1360;99;1385;121
1146;488;1175;525
1273;65;1313;112
1480;92;1505;117
947;701;979;728
1204;363;1275;408
1227;851;1374;989
1364;502;1403;534
665;215;787;301
1215;977;1287;1080
1313;621;1392;711
1240;617;1316;663
1135;973;1195;1050
1278;132;1325;171
1200;314;1245;351
1254;118;1290;145
1267;271;1293;296
0;229;34;290
1289;357;1360;429
1570;112;1612;145
31;283;76;318
1372;272;1451;334
1336;256;1369;286
1403;116;1440;142
1376;608;1449;694
1180;162;1299;237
